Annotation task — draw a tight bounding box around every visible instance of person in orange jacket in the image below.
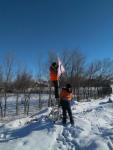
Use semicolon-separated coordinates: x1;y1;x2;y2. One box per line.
50;62;60;99
60;83;74;125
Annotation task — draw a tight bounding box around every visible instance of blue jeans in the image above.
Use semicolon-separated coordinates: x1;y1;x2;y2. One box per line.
60;100;74;124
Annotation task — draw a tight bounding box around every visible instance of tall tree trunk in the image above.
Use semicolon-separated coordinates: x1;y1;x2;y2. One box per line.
0;101;3;118
16;92;19;115
4;92;7;117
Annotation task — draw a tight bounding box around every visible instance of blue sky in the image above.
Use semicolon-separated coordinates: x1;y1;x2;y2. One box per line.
0;0;113;73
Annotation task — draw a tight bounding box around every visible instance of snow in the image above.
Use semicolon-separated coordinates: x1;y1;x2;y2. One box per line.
0;95;113;150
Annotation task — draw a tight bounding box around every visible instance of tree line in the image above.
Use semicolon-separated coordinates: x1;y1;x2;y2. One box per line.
0;50;113;118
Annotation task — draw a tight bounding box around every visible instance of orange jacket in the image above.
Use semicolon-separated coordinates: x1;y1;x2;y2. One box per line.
50;66;59;81
60;88;73;101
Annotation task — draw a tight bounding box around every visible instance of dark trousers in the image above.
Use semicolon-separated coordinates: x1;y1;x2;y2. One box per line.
52;80;59;99
60;100;74;124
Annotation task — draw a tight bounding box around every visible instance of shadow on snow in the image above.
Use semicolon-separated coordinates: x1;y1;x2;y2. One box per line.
0;115;54;143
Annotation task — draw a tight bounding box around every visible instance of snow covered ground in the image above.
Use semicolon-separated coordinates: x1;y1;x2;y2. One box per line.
0;95;113;150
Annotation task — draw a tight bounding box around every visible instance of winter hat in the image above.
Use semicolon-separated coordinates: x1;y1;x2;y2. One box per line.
52;62;58;68
66;83;72;89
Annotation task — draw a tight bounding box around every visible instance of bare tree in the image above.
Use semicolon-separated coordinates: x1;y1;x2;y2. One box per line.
35;56;47;109
61;50;86;99
0;65;4;118
14;69;33;115
99;58;113;81
0;66;3;118
2;52;15;117
84;60;101;98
